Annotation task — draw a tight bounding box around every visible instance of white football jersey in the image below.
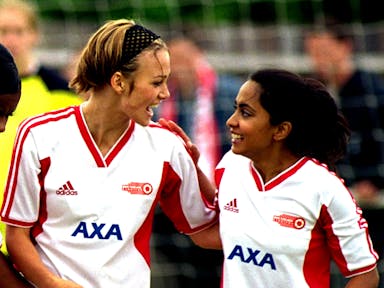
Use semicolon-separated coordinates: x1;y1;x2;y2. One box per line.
1;105;217;288
216;151;378;288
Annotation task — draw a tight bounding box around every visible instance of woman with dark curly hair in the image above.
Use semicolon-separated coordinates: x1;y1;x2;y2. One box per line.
166;68;379;287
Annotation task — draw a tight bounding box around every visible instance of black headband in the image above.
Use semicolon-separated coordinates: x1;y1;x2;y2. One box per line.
121;25;161;64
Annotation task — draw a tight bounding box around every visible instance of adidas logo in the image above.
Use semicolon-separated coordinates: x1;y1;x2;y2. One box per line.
224;198;239;213
56;181;78;195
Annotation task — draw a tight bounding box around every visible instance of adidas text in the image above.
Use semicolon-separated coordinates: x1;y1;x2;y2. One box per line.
224;206;239;213
56;190;77;195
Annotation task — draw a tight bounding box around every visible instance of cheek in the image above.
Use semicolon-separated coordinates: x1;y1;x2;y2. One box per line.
124;88;150;107
247;123;274;143
0;117;8;132
133;86;157;104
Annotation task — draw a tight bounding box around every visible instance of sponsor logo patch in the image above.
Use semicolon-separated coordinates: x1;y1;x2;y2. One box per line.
122;182;153;195
273;214;305;229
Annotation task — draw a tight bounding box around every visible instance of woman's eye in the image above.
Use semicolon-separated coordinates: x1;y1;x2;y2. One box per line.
233;105;251;117
241;109;251;117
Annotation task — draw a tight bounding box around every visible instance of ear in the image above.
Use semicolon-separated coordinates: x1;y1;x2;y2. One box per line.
273;121;292;141
110;71;125;93
343;39;354;53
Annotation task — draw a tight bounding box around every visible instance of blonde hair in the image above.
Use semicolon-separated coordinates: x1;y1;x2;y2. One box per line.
69;19;166;94
0;0;39;31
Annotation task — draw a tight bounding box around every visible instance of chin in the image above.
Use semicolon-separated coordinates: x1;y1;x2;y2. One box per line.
231;146;241;154
231;146;247;157
136;118;151;126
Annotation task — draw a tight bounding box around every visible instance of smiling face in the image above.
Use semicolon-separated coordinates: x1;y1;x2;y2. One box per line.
0;91;21;132
226;80;278;162
121;48;171;126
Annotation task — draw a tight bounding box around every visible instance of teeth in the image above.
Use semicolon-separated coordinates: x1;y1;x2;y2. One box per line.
231;133;242;139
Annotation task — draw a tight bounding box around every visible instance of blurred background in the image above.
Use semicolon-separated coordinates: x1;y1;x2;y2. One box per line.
10;0;384;287
34;0;384;76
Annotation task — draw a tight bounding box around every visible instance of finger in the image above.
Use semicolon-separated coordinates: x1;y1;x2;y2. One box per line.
167;120;191;143
158;119;194;155
158;118;170;129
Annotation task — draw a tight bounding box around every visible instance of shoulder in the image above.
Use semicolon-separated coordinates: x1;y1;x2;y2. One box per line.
217;150;249;169
19;106;78;132
147;121;179;136
352;70;384;91
138;122;195;165
37;65;70;91
299;158;349;196
142;121;189;147
301;158;343;181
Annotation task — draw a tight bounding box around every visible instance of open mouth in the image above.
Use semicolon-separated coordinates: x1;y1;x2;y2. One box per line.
231;133;243;143
146;103;160;117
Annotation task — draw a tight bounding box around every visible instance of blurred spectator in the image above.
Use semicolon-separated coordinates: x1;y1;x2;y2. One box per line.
62;48;90;100
0;0;72;91
152;37;243;287
304;18;384;259
0;0;83;252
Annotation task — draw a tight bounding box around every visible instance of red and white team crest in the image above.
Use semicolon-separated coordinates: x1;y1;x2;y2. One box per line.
273;213;306;230
122;182;153;195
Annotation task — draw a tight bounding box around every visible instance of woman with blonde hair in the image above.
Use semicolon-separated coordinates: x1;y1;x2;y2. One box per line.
1;19;217;288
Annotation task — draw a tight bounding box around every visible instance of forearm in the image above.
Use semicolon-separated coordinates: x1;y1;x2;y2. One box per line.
189;222;222;249
196;166;216;205
345;268;379;288
0;252;32;288
6;225;62;288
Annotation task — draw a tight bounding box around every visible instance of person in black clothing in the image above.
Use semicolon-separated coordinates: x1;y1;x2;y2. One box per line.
304;18;384;260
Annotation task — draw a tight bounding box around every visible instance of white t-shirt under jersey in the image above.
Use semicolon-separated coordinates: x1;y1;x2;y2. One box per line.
216;151;378;288
1;104;217;288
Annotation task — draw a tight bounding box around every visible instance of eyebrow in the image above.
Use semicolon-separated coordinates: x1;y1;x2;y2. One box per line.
238;103;250;108
153;73;168;79
234;100;251;109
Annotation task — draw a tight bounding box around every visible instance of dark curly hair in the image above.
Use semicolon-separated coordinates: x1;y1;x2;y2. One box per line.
250;68;350;170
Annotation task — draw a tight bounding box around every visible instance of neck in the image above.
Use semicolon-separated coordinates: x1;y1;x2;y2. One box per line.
16;54;37;77
252;152;300;183
82;99;130;156
328;59;355;89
